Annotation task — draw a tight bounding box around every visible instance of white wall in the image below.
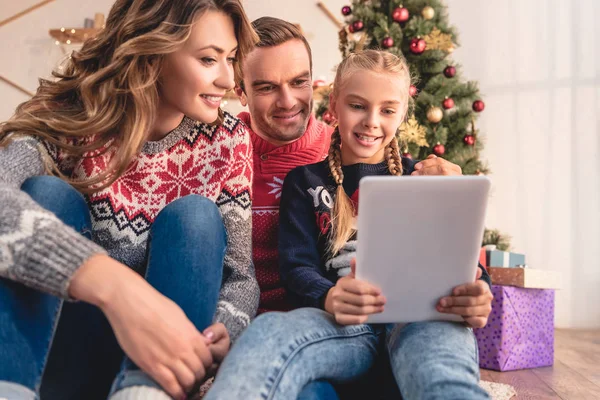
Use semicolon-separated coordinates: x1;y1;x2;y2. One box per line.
1;0;598;328
445;0;599;328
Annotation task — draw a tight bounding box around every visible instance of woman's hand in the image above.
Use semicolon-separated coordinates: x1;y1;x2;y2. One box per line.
70;254;213;400
324;258;386;325
436;267;494;328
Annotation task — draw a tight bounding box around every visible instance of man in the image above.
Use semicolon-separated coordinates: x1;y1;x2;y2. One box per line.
235;17;333;314
236;17;463;315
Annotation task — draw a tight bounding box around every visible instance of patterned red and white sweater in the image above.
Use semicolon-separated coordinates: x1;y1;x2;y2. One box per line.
238;112;333;314
0;112;258;341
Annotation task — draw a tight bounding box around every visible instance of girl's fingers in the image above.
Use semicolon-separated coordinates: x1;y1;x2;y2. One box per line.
437;303;491;317
336;290;386;307
464;316;488;329
335;302;385;316
339;277;381;296
439;294;487;308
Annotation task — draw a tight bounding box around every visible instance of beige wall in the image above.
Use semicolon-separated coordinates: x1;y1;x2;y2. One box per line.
1;0;598;328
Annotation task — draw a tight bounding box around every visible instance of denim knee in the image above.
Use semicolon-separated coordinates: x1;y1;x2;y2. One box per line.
152;195;226;246
21;176;91;235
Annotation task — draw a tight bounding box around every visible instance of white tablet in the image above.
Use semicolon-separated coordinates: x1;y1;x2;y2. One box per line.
355;176;491;323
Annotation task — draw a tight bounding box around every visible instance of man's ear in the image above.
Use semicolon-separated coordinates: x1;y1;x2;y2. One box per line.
234;85;248;107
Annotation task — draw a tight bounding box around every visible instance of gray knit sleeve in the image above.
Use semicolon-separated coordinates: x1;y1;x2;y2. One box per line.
0;137;106;298
212;117;259;342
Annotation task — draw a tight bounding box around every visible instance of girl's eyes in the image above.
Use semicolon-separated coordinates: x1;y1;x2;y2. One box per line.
349;104;396;114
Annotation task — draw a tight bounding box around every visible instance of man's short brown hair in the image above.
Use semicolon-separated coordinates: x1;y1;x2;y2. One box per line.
238;17;313;89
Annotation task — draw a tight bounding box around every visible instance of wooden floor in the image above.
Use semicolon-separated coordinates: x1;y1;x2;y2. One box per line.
481;329;600;399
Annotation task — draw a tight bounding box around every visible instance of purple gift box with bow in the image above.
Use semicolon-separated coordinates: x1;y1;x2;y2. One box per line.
474;285;554;371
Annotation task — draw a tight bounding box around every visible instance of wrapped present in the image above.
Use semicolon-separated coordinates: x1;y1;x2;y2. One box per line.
479;247;487;269
486;248;526;267
474;285;554;371
489;267;561;289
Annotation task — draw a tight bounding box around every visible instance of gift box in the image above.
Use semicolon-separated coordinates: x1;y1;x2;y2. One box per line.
479;247;487;269
474;285;554;371
486;249;526;267
489;267;561;289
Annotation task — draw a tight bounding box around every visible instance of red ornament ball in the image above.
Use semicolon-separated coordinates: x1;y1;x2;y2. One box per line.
348;24;355;33
409;85;418;97
322;111;336;125
409;38;426;54
442;97;455;109
352;20;364;32
402;152;413;159
463;134;476;146
392;7;410;23
433;143;445;156
341;5;352;16
382;37;394;48
473;100;485;112
444;65;456;78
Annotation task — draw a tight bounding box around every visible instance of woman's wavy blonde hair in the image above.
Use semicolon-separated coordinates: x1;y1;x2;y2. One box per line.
327;49;411;255
0;0;257;194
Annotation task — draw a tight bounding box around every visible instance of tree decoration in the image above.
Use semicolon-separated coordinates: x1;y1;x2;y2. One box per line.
463;134;476;146
409;37;426;54
423;27;454;52
382;37;394;48
442;97;455;109
351;20;364;32
444;65;456;78
473;100;485;112
426;107;443;123
392;7;410;23
421;6;435;20
398;115;429;147
409;85;418;97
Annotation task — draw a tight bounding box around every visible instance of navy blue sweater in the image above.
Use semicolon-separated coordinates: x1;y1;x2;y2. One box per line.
278;157;491;309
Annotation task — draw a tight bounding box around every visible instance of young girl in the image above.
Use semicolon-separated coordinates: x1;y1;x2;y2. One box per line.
205;50;493;400
0;1;258;399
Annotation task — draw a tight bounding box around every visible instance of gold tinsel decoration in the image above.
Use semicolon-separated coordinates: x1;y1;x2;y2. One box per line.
398;115;429;147
423;27;454;52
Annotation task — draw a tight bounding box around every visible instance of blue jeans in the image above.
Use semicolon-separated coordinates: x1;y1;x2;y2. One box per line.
0;176;226;400
205;308;490;400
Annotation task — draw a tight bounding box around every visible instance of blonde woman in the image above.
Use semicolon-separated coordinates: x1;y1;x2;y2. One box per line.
0;1;258;399
206;50;493;400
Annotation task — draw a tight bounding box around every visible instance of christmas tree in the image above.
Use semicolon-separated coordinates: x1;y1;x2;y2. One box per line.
315;0;488;175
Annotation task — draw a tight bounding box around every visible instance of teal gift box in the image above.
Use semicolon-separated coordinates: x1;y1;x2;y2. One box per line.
486;248;526;268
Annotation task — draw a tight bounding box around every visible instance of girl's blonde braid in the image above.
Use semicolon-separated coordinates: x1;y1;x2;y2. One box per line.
385;138;404;176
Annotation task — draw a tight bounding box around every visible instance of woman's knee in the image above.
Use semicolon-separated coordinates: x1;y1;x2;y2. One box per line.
20;176;90;232
153;195;225;246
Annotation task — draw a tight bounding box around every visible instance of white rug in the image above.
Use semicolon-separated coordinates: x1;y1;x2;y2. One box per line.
480;380;517;400
196;378;516;399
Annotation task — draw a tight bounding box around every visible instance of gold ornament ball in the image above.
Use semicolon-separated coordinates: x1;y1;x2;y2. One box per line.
422;6;435;20
426;107;443;123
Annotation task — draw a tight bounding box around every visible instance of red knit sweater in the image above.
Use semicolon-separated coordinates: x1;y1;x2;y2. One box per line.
238;112;333;314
